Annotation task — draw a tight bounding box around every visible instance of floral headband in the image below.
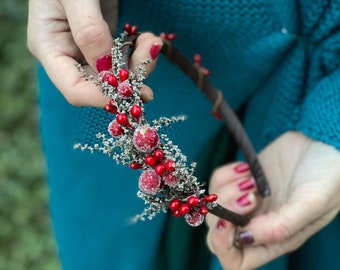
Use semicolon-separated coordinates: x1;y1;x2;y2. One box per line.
74;24;270;227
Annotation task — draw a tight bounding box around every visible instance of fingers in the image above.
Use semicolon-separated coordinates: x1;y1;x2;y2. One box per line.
60;0;114;71
44;56;110;107
235;197;327;248
130;33;163;76
206;162;258;268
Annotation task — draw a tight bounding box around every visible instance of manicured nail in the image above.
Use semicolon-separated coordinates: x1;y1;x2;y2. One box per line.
96;54;112;72
236;193;252;207
216;219;227;230
238;178;255;191
234;163;250;173
150;44;162;59
236;231;254;245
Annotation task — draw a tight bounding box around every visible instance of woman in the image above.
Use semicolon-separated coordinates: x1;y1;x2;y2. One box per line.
27;0;340;269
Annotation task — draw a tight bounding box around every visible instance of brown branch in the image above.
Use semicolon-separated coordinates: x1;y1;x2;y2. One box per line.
122;34;271;226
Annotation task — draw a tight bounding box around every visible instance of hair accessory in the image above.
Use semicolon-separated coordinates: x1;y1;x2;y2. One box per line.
74;25;270;227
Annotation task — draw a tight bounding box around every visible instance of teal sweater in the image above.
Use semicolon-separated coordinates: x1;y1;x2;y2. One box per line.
38;1;340;269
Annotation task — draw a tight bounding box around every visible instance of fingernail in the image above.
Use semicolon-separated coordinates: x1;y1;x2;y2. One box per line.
216;219;227;230
236;231;254;245
96;54;112;72
234;163;250;173
236;193;252;207
150;44;162;60
141;93;154;102
238;178;255;191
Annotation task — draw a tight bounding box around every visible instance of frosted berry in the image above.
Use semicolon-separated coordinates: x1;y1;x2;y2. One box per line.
98;70;112;81
163;172;179;187
108;120;124;137
133;125;159;152
117;82;133;98
138;169;161;195
185;210;205;227
154;163;166;175
119;69;129;81
169;199;181;211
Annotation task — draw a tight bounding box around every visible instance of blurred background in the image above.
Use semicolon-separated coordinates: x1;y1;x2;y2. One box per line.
0;1;60;269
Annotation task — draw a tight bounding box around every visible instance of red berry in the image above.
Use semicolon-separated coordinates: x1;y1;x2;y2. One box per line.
138;169;161;195
117;82;133;98
194;54;202;66
145;155;156;167
179;203;190;215
105;74;119;87
124;23;131;32
187;196;200;207
130;105;142;118
130;25;138;34
116;113;131;127
119;69;129;82
202;194;218;203
163;172;179;187
199;205;209;215
165;160;175;172
169;199;181;211
167;33;177;40
129;161;143;170
108;120;124;137
154;163;166;175
133;125;159;152
104;103;118;114
184;210;205;227
202;68;211;76
160;33;168;39
160;32;177;40
212;110;222;120
173;209;182;218
153;149;164;162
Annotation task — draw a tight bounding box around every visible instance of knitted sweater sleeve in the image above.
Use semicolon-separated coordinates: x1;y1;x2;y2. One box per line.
294;1;340;150
297;67;340;150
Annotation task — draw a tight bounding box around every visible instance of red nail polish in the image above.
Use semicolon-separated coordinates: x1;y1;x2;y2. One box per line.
216;219;227;230
236;193;252;207
150;44;162;60
236;231;254;245
238;178;255;191
234;163;250;173
96;54;112;72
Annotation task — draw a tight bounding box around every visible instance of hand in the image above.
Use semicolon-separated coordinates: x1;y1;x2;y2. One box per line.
27;0;161;107
206;131;340;270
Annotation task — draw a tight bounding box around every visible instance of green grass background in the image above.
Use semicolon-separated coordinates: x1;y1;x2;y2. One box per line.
0;1;60;269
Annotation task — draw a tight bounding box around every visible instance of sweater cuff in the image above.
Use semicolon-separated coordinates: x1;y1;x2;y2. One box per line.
296;68;340;150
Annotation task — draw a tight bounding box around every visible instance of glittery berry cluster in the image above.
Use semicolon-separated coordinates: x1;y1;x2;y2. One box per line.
74;31;218;226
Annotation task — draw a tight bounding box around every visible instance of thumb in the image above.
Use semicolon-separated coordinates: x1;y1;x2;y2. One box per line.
60;0;114;71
